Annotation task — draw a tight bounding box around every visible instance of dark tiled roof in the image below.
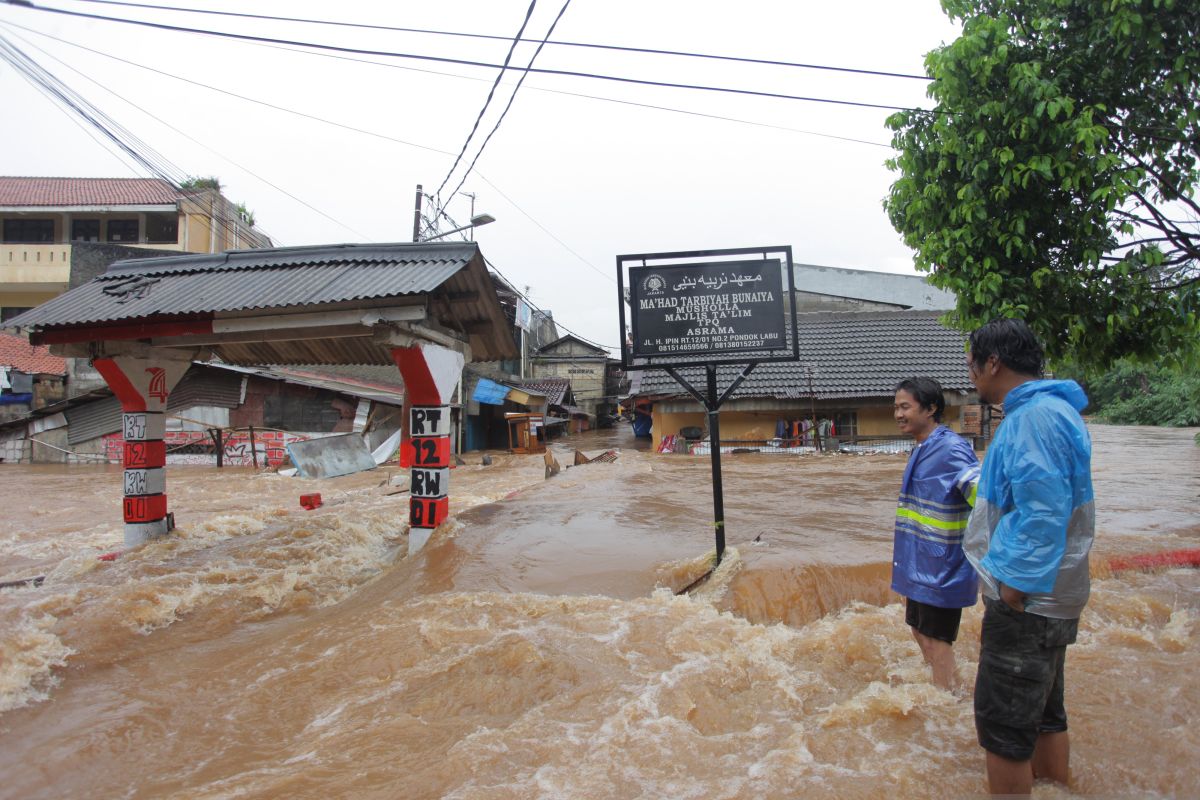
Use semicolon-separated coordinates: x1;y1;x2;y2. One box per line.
628;311;971;401
0;332;66;374
0;177;180;206
517;377;570;405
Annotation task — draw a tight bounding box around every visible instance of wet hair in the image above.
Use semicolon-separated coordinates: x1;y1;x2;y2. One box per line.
894;376;945;423
969;318;1045;377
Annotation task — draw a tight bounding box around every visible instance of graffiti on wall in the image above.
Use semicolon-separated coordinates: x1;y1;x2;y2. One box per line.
103;429;310;466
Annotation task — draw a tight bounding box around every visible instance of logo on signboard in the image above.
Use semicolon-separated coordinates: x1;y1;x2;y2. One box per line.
641;274;667;295
146;367;168;402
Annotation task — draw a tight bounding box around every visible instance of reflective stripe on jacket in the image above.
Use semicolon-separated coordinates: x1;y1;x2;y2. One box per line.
963;380;1094;619
891;425;981;609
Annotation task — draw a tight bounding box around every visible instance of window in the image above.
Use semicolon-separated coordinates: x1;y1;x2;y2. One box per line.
833;411;858;439
1;307;33;322
145;213;178;243
106;219;139;243
72;219;100;242
3;218;54;243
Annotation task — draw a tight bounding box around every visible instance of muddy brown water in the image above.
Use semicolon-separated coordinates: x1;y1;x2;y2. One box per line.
0;424;1196;798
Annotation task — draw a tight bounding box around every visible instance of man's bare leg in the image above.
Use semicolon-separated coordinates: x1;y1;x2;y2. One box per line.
912;629;958;691
985;751;1033;795
1032;730;1070;786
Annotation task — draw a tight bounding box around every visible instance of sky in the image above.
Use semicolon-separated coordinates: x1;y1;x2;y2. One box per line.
0;0;962;354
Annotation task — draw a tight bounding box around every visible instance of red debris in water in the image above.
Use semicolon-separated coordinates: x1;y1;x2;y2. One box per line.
299;493;323;510
97;552;121;561
1108;548;1200;573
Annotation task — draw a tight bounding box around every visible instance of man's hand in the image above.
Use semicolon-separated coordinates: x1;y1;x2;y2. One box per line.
1000;582;1026;612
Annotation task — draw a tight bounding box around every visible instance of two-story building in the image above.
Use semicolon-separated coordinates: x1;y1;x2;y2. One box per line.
1;176;271;321
530;334;611;426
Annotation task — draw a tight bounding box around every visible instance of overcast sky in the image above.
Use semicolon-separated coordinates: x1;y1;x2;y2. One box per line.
0;0;962;353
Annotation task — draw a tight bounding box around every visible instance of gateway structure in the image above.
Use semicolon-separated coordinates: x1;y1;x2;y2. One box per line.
5;241;518;551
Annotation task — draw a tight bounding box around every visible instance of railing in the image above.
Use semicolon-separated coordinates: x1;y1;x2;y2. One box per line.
0;244;72;285
666;434;916;455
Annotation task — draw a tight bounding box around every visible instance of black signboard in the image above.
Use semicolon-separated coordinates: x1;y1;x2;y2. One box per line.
629;258;786;359
618;246;797;369
614;245;798;572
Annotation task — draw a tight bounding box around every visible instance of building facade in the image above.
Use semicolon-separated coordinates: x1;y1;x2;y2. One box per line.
1;177;272;321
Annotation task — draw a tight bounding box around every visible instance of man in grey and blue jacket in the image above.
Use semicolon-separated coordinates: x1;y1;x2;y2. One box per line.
963;318;1094;796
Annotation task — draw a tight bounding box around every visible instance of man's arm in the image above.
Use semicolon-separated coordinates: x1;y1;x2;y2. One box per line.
982;413;1076;596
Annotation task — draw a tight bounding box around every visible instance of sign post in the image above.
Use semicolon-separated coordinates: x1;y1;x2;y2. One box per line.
618;246;798;567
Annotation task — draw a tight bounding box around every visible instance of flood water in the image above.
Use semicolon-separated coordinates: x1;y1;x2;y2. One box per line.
1;424;1196;798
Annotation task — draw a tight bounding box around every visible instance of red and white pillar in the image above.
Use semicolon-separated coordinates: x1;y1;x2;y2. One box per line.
93;355;191;548
391;343;464;555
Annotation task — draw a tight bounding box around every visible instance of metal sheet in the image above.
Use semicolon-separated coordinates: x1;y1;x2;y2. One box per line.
285;433;377;479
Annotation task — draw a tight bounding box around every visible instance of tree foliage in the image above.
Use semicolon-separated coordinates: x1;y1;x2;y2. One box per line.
885;0;1200;370
1062;359;1200;426
180;176;221;191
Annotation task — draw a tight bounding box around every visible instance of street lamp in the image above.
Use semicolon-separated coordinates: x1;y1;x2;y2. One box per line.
421;213;496;242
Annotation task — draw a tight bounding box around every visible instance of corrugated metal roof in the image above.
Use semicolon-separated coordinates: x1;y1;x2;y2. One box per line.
65;395;122;445
5;242;520;363
9;243;477;325
170;366;244;409
0;176;181;206
629;311;973;402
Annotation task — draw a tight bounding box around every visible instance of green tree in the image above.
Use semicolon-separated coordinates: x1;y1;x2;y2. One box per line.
1064;359;1200;426
885;0;1200;371
180;176;222;191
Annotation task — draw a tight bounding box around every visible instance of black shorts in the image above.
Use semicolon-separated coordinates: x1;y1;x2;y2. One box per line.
905;597;963;644
974;596;1079;761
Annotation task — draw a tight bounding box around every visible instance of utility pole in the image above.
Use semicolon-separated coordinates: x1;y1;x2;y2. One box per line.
412;184;423;242
462;192;477;240
520;285;530;379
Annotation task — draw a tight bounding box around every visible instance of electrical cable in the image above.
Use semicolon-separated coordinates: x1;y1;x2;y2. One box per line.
0;32;268;250
431;0;537;204
1;23;368;242
2;2;935;113
2;17;622;284
56;0;933;82
3;16;896;151
4;16;893;291
246;37;893;148
485;255;617;351
435;0;572;222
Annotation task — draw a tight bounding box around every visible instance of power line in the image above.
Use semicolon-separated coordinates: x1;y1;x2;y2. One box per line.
3;18;623;284
1;22;369;242
55;0;933;82
3;1;933;113
0;18;460;157
435;0;573;222
474;173;613;284
431;0;538;205
0;31;271;249
486;256;618;351
240;38;893;149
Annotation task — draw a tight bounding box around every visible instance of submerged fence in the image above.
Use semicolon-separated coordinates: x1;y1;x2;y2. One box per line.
673;434;916;456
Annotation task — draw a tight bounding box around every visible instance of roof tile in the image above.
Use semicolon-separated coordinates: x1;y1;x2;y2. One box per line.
628;311;971;401
0;176;181;207
0;332;66;374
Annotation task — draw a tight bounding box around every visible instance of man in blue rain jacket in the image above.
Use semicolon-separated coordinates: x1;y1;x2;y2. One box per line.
891;377;981;691
962;318;1094;796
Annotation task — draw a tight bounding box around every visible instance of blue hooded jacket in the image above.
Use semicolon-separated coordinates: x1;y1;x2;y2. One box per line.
963;380;1094;619
891;425;981;608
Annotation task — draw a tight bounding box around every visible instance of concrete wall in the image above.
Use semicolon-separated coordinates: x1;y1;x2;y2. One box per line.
69;242;164;288
0;427;29;462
